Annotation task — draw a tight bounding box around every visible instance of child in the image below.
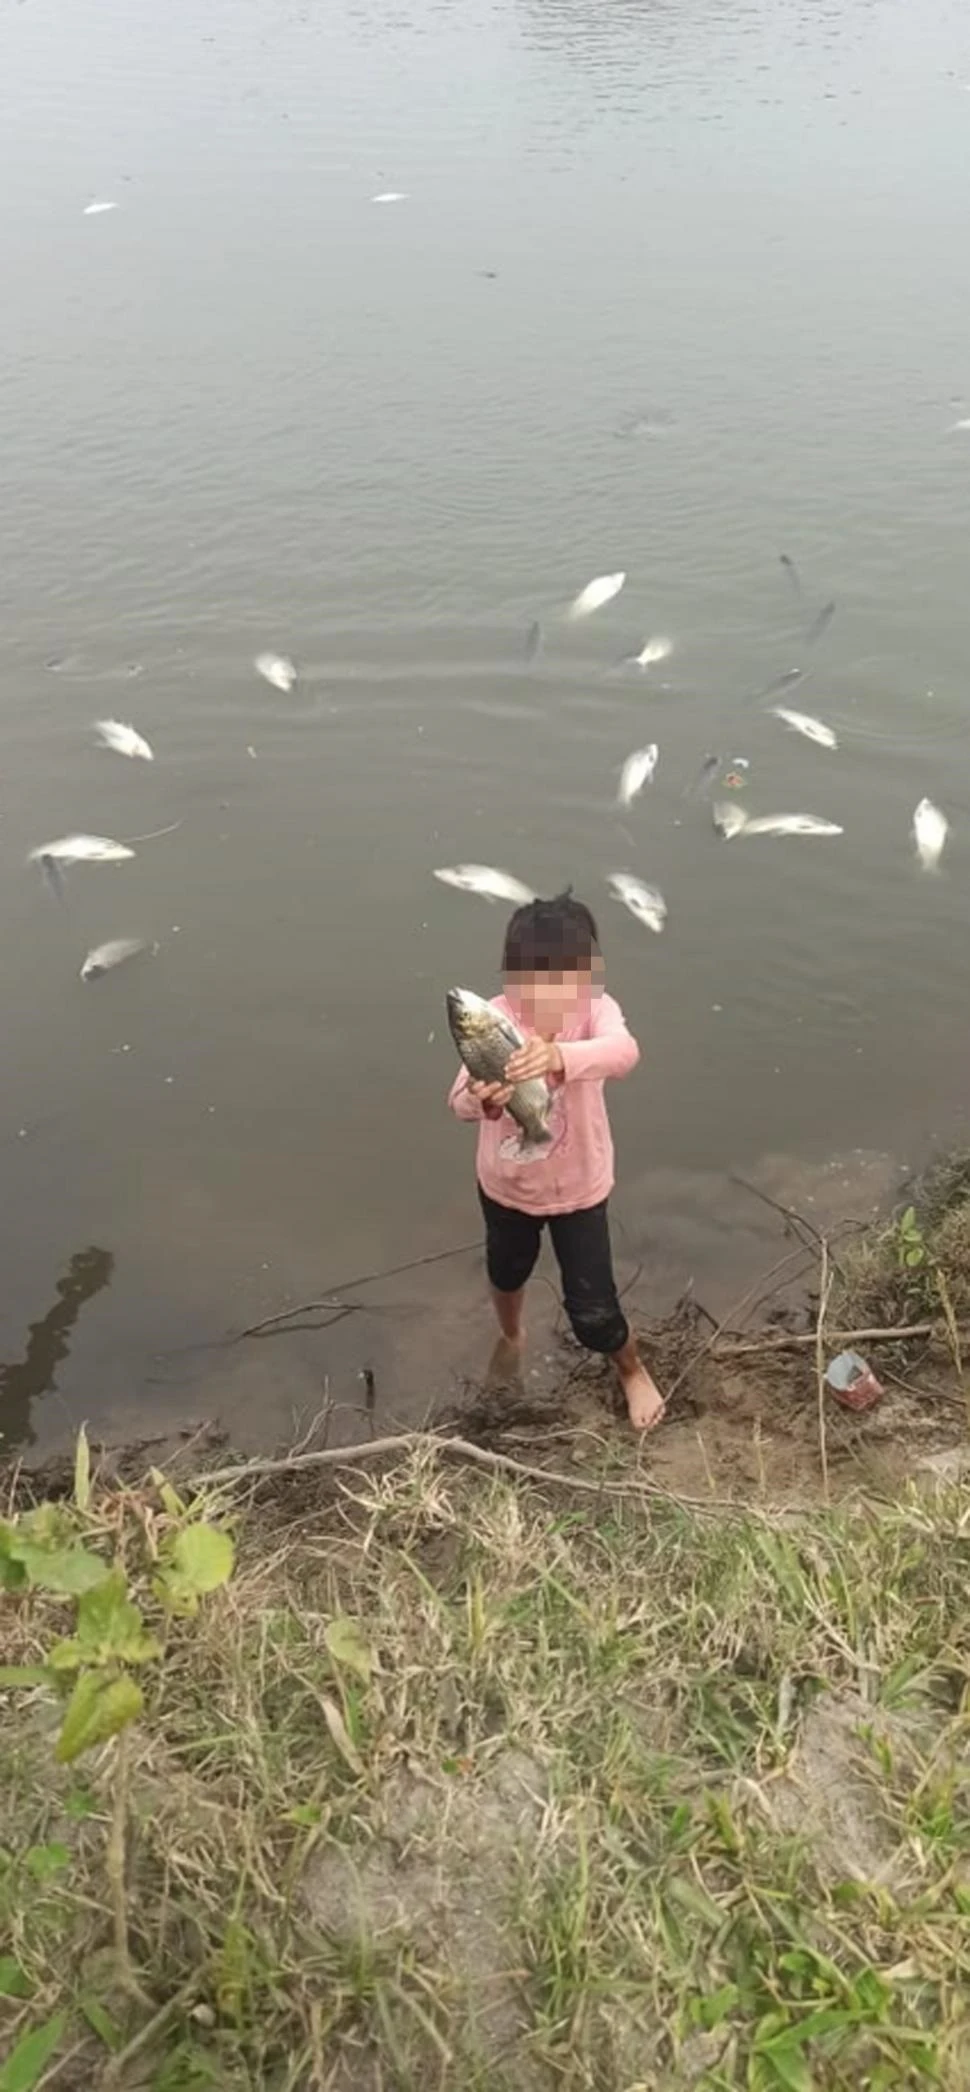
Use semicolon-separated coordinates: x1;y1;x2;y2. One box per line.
447;891;665;1431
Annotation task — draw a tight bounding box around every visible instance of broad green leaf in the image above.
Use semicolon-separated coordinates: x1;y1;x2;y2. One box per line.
905;1247;924;1268
900;1206;917;1234
324;1614;374;1682
7;1538;107;1595
25;1843;70;1881
283;1802;321;1827
56;1671;143;1764
754;2030;813;2092
0;1956;33;1999
690;1982;739;2030
74;1424;91;1513
80;1994;123;2050
0;1667;53;1689
0;2010;67;2092
154;1570;199;1618
171;1523;234;1595
47;1640;85;1672
75;1571;161;1665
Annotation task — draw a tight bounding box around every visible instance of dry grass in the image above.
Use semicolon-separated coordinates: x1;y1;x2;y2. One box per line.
2;1450;970;2089
833;1150;970;1343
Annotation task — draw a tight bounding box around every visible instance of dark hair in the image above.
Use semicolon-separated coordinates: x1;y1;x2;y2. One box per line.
502;890;600;973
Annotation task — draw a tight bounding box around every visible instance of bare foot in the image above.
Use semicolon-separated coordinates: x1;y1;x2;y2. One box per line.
618;1362;666;1433
486;1331;526;1387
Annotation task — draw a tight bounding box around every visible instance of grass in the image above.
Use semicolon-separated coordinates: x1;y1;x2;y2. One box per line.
2;1450;970;2090
833;1149;970;1339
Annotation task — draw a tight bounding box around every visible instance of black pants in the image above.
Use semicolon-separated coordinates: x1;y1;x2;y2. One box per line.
478;1185;629;1356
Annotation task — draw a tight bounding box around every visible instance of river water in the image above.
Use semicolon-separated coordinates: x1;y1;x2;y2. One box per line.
3;0;970;1456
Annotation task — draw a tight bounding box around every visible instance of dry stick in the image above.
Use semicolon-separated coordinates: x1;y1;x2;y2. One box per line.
662;1246;811;1406
238;1300;355;1337
735;1248;818;1328
101;1977;198;2087
815;1236;832;1501
718;1319;948;1356
239;1306;357;1342
729;1171;825;1254
194;1429;763;1518
106;1727;150;2007
232;1238;485;1341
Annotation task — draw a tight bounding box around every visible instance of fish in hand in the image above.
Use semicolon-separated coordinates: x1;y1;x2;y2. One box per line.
446;987;553;1161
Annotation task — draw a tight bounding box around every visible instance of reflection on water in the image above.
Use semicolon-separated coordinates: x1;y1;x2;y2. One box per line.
0;1248;114;1450
0;0;969;1456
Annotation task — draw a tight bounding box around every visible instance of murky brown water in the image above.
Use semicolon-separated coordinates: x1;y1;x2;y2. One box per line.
3;0;970;1455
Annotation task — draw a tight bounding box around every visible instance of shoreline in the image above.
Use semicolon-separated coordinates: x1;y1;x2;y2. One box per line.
3;1154;970;2083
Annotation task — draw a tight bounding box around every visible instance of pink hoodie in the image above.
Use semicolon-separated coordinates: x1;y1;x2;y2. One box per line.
447;990;639;1216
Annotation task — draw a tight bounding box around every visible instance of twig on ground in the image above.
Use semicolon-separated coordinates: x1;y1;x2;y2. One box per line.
717;1319;950;1356
192;1430;778;1519
106;1727;150;2006
661;1248;813;1406
101;1977;198;2086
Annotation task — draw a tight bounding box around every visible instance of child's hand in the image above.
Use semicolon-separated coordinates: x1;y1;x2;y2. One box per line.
505;1039;564;1082
469;1078;514;1119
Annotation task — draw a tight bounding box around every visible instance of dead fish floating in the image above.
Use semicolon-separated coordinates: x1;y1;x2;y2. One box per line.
713;806;843;840
94;718;154;761
770;706;838;751
80;938;148;982
623;635;672;670
254;651;297;693
913;797;948;870
607;872;667;933
29;834;135;867
617;744;658;807
568;571;625;621
434;864;536;905
447;987;553;1163
712;802;748;839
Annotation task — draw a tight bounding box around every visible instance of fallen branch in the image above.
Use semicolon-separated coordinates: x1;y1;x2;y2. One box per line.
662;1247;811;1405
237;1302;358;1340
193;1430;772;1519
730;1171;826;1256
231;1239;486;1341
716;1320;948;1357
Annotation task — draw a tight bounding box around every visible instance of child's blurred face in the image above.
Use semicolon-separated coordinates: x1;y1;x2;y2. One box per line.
505;957;604;1032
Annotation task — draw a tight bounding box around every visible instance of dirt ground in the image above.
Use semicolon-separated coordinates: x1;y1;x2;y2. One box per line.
8;1138;970;1514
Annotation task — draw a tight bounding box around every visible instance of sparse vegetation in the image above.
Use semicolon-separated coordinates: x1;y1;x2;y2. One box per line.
833;1150;970;1342
2;1441;969;2090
